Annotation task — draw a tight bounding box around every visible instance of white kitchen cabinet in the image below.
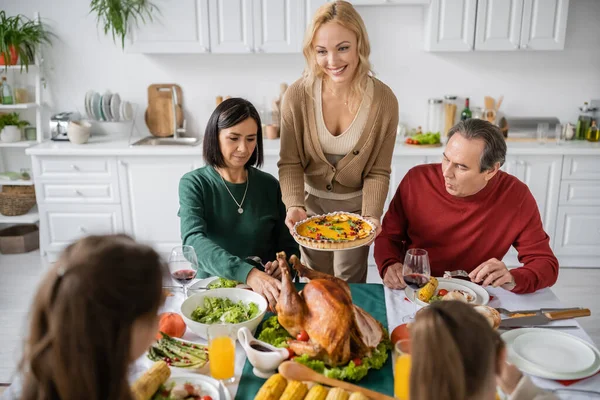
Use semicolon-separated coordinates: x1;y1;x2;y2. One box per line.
306;0;328;26
555;206;600;257
118;157;202;256
424;0;477;51
520;0;569;50
253;0;304;53
474;0;524;51
346;0;430;4
427;0;569;52
209;0;254;53
128;0;210;53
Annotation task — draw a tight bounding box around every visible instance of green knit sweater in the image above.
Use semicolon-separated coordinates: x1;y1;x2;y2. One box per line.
178;165;299;283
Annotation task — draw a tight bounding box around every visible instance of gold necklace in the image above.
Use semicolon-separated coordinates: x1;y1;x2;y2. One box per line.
324;81;349;106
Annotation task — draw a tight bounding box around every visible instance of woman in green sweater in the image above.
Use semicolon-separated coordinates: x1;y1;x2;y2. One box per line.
178;98;299;310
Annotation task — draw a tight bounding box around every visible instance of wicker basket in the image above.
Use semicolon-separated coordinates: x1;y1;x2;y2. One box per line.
0;185;37;216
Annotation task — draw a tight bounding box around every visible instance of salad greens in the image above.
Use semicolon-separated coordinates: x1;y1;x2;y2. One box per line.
406;132;441;145
190;297;259;324
257;316;391;382
207;277;240;289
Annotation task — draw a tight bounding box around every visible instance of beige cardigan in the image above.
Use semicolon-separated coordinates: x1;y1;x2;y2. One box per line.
277;77;399;219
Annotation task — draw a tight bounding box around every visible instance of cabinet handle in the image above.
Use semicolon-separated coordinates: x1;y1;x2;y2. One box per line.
70;164;79;171
201;46;208;52
74;190;82;196
78;226;86;233
118;160;127;166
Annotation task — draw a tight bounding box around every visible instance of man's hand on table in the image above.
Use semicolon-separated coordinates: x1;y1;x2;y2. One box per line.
383;263;407;290
246;268;281;312
264;259;282;279
469;258;516;290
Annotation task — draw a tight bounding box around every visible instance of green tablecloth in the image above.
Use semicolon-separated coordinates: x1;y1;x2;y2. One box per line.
234;283;393;400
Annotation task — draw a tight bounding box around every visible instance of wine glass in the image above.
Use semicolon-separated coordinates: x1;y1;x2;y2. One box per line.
168;245;198;298
207;324;236;384
402;248;431;323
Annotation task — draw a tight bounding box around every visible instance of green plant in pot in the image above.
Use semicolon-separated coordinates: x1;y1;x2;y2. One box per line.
0;11;54;71
0;112;30;143
90;0;159;49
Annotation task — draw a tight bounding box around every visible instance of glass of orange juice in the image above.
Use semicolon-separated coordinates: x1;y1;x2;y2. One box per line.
207;324;236;383
394;339;411;400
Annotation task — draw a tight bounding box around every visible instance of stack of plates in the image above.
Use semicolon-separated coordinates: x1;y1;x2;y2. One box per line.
502;328;600;380
84;90;133;122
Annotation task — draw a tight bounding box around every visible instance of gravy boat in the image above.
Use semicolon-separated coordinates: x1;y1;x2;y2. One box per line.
237;326;289;378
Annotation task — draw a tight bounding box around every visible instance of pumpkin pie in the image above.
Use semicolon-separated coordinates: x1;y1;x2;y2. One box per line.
293;212;375;250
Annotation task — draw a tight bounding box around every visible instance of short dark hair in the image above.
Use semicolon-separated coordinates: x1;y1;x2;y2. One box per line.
447;119;507;172
203;98;264;168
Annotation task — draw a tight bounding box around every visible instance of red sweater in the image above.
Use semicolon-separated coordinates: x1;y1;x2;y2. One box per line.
374;164;559;294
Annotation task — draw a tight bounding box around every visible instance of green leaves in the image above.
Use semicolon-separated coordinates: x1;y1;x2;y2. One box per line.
0;113;29;131
0;11;53;72
90;0;158;50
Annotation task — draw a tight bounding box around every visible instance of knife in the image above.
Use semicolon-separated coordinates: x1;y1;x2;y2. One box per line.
499;308;591;328
498;325;579;330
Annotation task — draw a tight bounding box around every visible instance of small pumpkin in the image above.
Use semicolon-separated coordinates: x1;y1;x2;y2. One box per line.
156;312;186;339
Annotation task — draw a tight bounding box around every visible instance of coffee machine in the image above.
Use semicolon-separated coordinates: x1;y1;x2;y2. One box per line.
50;112;81;141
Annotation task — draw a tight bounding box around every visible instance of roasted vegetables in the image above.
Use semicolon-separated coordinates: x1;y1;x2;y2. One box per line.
147;333;208;368
131;361;170;400
280;381;308;400
255;374;289;400
417;277;439;302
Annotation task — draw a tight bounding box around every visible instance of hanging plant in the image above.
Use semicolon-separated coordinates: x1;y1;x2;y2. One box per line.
90;0;159;49
0;11;53;71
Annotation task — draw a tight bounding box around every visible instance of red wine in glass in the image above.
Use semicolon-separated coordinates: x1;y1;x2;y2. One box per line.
404;273;429;289
172;269;197;285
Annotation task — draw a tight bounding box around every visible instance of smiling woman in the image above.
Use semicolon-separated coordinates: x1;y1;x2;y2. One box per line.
278;1;399;283
178;98;300;311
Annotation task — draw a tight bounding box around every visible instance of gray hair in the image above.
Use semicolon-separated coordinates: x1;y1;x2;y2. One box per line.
447;119;507;172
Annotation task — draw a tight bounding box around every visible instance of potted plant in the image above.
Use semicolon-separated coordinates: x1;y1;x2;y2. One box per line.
0;112;30;143
90;0;159;49
0;11;53;71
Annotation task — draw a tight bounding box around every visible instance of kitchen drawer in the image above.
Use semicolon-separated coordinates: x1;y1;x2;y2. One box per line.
39;182;120;204
559;181;600;206
43;205;124;251
562;156;600;180
34;157;118;180
554;206;600;256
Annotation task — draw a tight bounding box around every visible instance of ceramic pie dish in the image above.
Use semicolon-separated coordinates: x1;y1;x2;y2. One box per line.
292;212;375;251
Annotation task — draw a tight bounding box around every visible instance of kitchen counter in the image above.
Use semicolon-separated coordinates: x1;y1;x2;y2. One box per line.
25;136;600;156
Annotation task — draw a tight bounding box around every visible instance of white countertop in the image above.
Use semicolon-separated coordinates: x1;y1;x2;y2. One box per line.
25;136;600;157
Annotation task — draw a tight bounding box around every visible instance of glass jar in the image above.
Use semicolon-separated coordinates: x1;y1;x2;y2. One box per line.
443;95;458;136
426;98;444;134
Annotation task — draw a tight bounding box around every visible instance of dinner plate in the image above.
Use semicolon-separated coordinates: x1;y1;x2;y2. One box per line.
512;331;596;374
102;92;113;121
90;92;102;121
160;373;231;400
110;93;121;122
84;90;94;119
502;328;600;380
121;100;133;121
405;277;489;307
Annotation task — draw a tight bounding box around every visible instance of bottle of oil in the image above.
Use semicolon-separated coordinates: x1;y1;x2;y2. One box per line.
576;102;593;140
586;119;599;142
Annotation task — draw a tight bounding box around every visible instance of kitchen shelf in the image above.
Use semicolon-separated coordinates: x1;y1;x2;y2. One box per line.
0;206;39;224
0;141;38;148
0;64;37;70
0;103;37;110
0;179;34;186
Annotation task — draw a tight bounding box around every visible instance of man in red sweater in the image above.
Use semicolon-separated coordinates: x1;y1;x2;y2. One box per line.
374;119;558;294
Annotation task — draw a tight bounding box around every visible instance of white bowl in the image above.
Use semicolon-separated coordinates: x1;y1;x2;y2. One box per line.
67;120;91;144
180;288;267;340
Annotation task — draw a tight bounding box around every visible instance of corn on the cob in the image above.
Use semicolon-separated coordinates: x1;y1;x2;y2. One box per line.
325;387;349;400
131;361;171;400
305;384;329;400
254;373;288;400
279;380;308;400
348;392;369;400
417;276;439;302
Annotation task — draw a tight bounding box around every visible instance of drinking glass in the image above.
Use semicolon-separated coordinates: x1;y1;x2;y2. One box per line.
555;123;565;145
394;339;412;400
537;123;549;144
402;248;431;323
168;245;198;298
207;324;236;384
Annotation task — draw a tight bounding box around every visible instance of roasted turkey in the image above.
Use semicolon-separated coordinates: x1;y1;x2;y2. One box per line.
275;252;384;367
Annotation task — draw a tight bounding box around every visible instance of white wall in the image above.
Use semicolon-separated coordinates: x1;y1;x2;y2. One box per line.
2;0;600;137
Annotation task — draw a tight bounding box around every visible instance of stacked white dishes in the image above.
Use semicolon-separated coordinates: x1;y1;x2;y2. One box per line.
84;90;133;122
502;328;600;380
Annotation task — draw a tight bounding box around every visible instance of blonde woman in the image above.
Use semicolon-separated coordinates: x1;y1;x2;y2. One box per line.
278;1;398;283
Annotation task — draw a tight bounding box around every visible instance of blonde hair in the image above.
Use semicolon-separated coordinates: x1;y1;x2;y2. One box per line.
409;301;503;400
302;1;373;112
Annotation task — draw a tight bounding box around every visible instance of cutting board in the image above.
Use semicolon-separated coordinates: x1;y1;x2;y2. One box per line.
146;84;184;137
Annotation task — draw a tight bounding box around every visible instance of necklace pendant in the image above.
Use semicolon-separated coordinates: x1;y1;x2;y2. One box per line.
238;207;244;214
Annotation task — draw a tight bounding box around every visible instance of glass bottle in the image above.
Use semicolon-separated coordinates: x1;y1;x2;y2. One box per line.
443;95;458;136
426;98;444;134
460;98;472;121
576;102;593;140
586;119;599;142
1;77;13;104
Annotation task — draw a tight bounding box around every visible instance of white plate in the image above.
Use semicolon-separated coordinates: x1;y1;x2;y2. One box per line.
91;92;102;121
161;373;231;400
189;276;251;291
502;328;600;380
121;100;133;121
405;277;489;307
102;92;113;121
84;90;94;119
110;93;121;122
512;331;597;374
